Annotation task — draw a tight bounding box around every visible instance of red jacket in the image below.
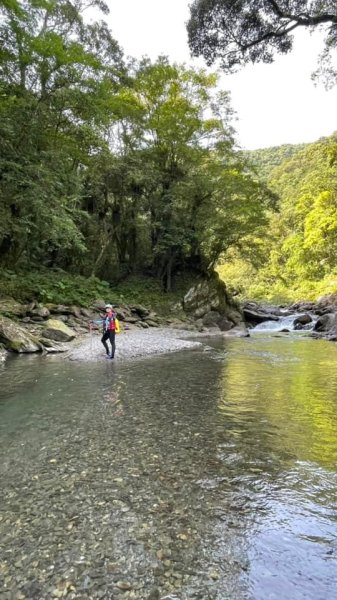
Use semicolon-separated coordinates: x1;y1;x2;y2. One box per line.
103;312;116;332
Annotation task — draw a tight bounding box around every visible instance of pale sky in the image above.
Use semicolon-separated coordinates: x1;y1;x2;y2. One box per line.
92;0;337;150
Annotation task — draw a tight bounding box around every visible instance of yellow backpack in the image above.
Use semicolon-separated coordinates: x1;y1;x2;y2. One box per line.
115;318;121;333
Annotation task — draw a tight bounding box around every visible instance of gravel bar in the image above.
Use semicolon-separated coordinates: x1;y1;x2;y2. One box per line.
69;328;204;362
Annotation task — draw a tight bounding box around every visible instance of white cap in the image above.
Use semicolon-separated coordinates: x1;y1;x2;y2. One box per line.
105;304;112;310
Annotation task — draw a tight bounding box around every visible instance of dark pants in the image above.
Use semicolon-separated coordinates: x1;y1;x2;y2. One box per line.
101;330;116;357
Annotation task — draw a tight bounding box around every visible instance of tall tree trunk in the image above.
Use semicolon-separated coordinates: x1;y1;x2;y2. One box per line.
91;238;111;277
166;253;174;292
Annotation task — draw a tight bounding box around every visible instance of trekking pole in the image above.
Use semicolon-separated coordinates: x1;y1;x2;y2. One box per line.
89;322;93;355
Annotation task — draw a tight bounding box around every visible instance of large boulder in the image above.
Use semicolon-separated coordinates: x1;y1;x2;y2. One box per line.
91;299;106;312
294;313;312;325
47;304;82;318
46;304;73;315
184;281;219;316
43;319;77;342
0;316;42;353
80;307;96;319
290;301;316;312
183;274;242;326
293;314;312;330
131;304;150;318
226;309;243;325
69;305;82;319
123;315;139;324
218;316;233;331
202;310;221;327
195;303;211;318
243;306;279;324
116;305;133;321
313;313;337;334
317;293;337;310
144;319;159;328
311;312;337;341
244;301;296;321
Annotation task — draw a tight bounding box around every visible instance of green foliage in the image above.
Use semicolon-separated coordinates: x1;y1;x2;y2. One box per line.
0;269;110;305
303;191;337;271
187;0;337;76
3;2;337;315
217;255;257;297
0;1;272;299
0;0;123;268
219;133;337;302
111;275;195;315
0;269;196;313
244;143;306;181
81;58;270;290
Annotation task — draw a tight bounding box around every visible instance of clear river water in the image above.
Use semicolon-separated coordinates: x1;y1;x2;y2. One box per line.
1;333;337;599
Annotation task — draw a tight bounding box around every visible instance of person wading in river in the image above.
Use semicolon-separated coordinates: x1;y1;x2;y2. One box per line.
101;304;118;359
91;304;120;359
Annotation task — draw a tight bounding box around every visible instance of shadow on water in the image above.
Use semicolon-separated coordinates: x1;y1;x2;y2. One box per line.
0;335;337;599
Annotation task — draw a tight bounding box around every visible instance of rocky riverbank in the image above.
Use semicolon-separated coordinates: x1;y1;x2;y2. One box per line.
5;273;337;362
243;293;337;341
0;276;247;361
0;298;183;360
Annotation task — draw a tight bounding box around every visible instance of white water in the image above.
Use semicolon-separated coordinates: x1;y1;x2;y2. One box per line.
252;313;315;332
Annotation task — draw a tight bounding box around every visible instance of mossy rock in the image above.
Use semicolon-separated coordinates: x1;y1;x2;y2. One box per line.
43;319;77;342
0;298;25;318
183;273;243;322
0;316;42;353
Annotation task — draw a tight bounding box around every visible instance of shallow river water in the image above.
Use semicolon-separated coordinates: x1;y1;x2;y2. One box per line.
1;334;337;600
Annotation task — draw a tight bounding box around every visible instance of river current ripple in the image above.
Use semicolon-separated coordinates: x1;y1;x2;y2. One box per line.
1;334;337;599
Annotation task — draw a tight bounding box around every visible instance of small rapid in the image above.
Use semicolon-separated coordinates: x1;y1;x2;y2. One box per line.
252;313;316;333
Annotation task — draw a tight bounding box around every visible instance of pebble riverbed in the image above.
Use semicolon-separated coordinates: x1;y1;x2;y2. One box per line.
2;333;337;600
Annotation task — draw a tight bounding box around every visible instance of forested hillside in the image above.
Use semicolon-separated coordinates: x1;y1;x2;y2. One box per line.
0;0;272;304
219;134;337;301
245;143;306;181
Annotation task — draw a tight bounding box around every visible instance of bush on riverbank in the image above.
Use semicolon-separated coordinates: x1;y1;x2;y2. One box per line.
0;269;194;313
0;269;111;306
112;274;197;315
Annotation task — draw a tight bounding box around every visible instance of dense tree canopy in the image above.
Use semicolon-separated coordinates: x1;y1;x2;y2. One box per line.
2;1;337;302
0;1;272;291
0;0;123;266
187;0;337;72
83;59;272;289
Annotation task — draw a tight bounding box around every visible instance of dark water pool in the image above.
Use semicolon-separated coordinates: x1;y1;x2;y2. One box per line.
1;335;337;599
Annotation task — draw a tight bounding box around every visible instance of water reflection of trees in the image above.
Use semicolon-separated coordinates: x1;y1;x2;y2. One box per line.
218;337;337;468
217;337;337;598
